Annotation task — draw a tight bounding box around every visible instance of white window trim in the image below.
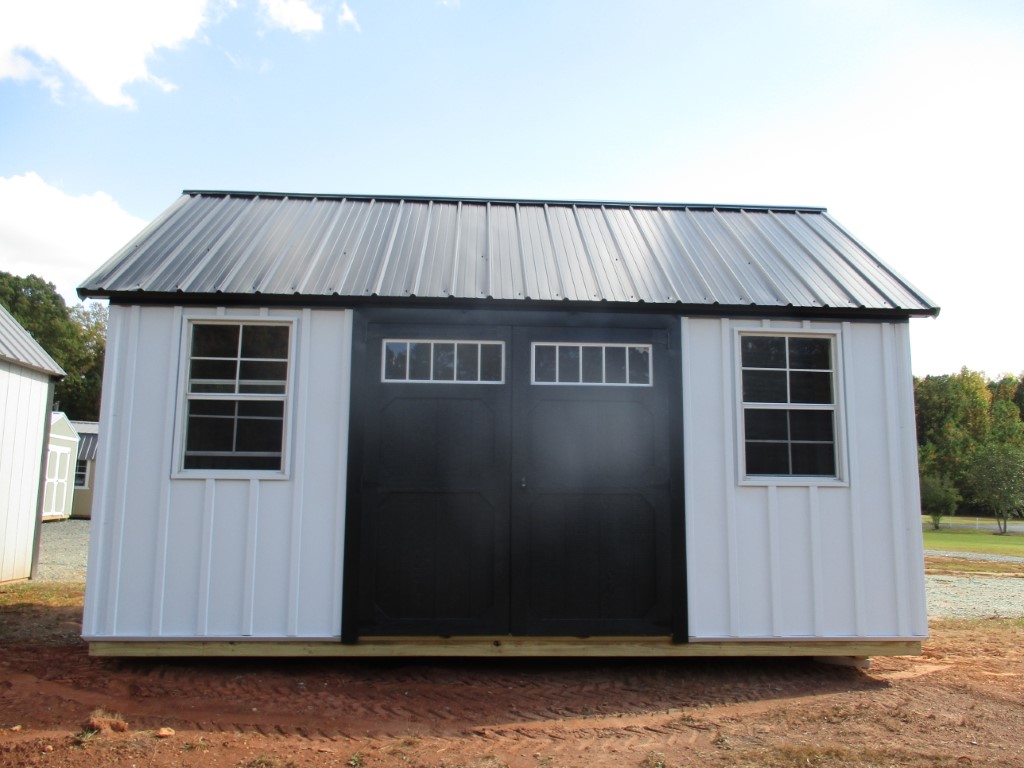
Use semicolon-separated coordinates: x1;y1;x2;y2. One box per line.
380;338;506;384
74;458;91;490
172;311;299;480
734;328;849;487
530;342;654;387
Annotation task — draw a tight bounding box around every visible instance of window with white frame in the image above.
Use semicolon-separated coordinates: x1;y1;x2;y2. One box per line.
182;322;291;471
382;340;504;383
740;334;837;477
532;343;652;386
74;459;89;488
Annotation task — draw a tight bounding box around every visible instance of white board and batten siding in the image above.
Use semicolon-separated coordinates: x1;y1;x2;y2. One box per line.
681;317;927;642
83;305;353;640
0;362;52;582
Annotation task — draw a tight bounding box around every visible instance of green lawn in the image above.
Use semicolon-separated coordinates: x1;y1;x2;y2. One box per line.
922;526;1024;557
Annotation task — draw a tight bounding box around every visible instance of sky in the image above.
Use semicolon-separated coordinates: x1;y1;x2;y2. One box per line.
1;0;1022;378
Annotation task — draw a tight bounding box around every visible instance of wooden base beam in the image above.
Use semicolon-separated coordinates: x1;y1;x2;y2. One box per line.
89;637;922;658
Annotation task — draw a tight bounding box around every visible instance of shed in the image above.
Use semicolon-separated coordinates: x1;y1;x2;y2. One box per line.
0;303;65;583
42;412;79;521
79;191;938;658
71;421;100;519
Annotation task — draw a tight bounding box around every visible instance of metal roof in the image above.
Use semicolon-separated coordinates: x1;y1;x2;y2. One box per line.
0;302;65;378
79;191;938;317
70;421;99;461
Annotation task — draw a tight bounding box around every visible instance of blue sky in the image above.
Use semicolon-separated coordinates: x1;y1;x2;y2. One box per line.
2;0;1022;376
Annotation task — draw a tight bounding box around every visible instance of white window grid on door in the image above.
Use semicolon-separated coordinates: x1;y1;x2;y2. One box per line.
530;342;653;386
381;339;505;384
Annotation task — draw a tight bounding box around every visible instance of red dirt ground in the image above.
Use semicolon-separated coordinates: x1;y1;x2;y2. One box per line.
1;583;1022;768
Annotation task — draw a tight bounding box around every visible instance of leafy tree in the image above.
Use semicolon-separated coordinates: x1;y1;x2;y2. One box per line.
914;369;992;489
0;272;107;420
967;441;1024;534
919;473;960;530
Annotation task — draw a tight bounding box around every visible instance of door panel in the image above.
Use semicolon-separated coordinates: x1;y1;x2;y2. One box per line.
511;327;675;636
349;313;682;640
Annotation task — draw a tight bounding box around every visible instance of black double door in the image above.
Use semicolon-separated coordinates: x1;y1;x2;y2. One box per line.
346;312;682;640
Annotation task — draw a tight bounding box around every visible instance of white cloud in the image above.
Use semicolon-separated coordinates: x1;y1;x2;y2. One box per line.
0;174;147;304
261;0;323;33
338;2;360;32
0;0;211;107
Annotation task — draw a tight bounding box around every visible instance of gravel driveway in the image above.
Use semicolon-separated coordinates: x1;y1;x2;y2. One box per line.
31;520;1024;619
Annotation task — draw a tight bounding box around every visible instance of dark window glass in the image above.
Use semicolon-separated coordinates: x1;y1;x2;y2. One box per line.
743;370;787;403
745;409;789;441
582;346;603;383
605;346;627;383
456;343;479;381
534;345;556;382
189;358;238;393
384;342;407;380
789;410;834;441
74;459;88;487
628;346;651;385
238;360;288;392
185;322;289;472
480;344;503;382
741;334;837;478
408;343;432;380
742;336;785;368
558;345;580;383
433;343;455;380
192;324;239;358
746;442;790;475
788;337;831;370
241;325;289;359
789;371;832;404
791;443;836;475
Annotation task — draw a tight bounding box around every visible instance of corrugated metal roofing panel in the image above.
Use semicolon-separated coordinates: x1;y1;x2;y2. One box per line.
79;191;938;316
0;303;65;378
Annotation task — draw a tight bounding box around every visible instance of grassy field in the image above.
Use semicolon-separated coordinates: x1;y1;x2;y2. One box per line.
922;525;1024;557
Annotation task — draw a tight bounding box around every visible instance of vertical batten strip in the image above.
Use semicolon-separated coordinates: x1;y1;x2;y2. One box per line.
107;305;141;633
881;324;911;636
841;321;865;635
808;485;824;636
150;306;183;636
197;478;216;635
287;308;313;635
679;317;694;636
720;318;740;635
767;485;781;636
243;478;259;636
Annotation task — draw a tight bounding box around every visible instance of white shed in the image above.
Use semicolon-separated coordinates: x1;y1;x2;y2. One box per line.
42;412;79;521
79;192;937;659
0;304;66;583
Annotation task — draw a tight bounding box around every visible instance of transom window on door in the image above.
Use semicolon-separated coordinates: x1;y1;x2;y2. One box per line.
740;334;838;477
532;343;652;386
382;340;504;383
183;322;291;471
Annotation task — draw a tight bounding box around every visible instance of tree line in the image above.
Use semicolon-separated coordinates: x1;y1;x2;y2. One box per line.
1;272;106;421
916;368;1024;532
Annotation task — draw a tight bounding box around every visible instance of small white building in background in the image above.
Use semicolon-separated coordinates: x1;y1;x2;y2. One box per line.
78;191;938;659
42;412;79;521
0;304;65;583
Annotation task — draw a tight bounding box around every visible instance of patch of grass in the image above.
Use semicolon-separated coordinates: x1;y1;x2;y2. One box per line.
0;581;85;608
922;527;1024;557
